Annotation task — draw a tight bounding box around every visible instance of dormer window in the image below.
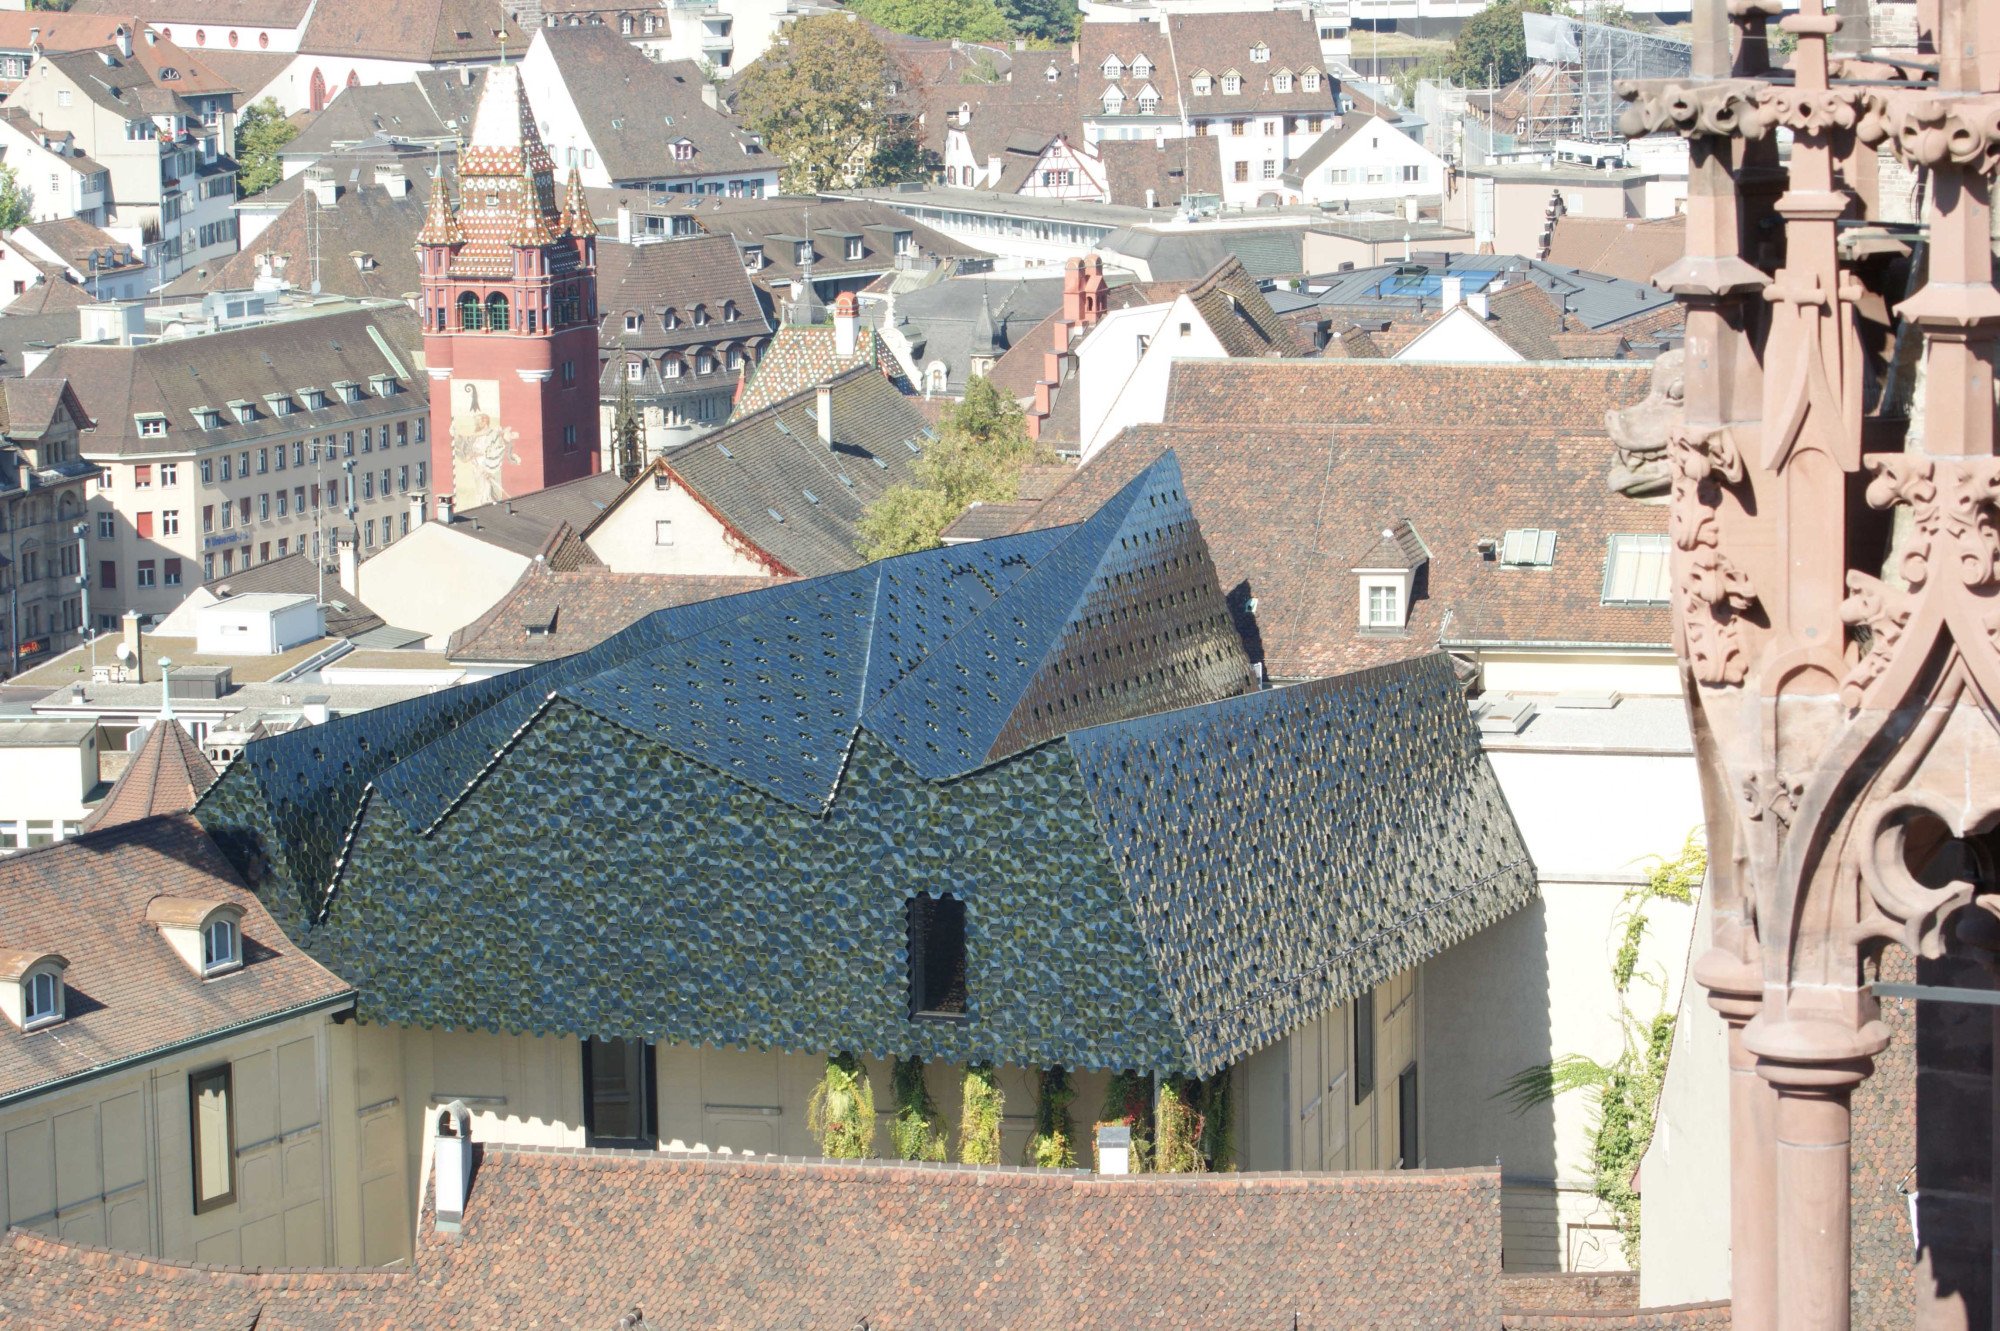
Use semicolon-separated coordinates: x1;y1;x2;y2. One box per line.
137;414;168;437
302;388;328;410
265;393;294;417
1;952;68;1031
1102;87;1125;114
1366;583;1401;627
1137;85;1159;114
148;898;247;980
1250;42;1269;62
662;308;679;329
1131;55;1152;79
334;380;362;403
1223;71;1242;94
1192;70;1212;95
794;240;812;265
723;300;738;321
229;400;256;424
1275;70;1293;92
743;245;763;271
369;373;398;396
1303;70;1322;91
1352;520;1428;632
625;312;641;332
671;139;694;163
1101;55;1122;79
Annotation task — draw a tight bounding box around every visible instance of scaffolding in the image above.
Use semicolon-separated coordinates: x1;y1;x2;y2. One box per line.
1519;12;1691;145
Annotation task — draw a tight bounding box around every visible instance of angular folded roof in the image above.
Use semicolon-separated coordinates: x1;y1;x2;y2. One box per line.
196;454;1533;1076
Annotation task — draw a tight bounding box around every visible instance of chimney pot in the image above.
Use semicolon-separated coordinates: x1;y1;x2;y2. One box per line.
437;494;456;524
410;492;428;528
434;1100;474;1233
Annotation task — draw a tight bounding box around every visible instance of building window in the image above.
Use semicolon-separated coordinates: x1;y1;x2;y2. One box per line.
1303;71;1321;91
1231;119;1247;137
1136;93;1158;114
98;512;115;539
99;560;116;589
134;464;154;487
582;1037;656;1149
1233;161;1249;182
1500;528;1559;567
203;916;239;975
562;424;578;450
160;463;178;486
1132;56;1152;79
654;519;674;546
1275;72;1293;92
1223;73;1241;94
485;294;510;331
1353;989;1375;1104
162;510;180;535
23;968;61;1027
189;1066;235;1213
458;292;483;331
624;313;641;332
1602;532;1672;605
907;892;967;1018
1262;159;1277;179
1101;55;1122;78
137;560;156;587
164;558;182;585
1191;71;1211;95
1398;1062;1419;1168
1403;164;1424;183
1366;583;1400;627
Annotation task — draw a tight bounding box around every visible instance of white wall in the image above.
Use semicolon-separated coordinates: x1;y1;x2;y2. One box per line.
585;471;779;576
1075;300;1171;455
355;524;528;650
1303;118;1447;208
1393;304;1522;363
1636;885;1731;1304
0;734;97;826
1079;299;1222;459
1475;650;1682;699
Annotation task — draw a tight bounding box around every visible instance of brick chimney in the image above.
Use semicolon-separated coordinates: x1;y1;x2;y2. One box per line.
832;291;859;359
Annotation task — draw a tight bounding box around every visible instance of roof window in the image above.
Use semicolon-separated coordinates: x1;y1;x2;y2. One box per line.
148;898;246;980
1602;532;1671;605
907;892;967;1019
0;951;67;1031
1499;528;1558;567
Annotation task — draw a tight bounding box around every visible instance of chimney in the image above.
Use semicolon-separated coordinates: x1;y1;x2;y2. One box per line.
305;168;338;209
336;533;359;595
434;1101;474;1233
832;291;858;358
1467;286;1490;319
121;609;145;684
1097;1123;1131;1175
374;165;410;198
816;382;833;446
1441;274;1463;308
701;82;719;110
301;695;331;726
144;28;157;45
114;25;132;58
436;494;455;524
1144;188;1157;209
410;492;428;529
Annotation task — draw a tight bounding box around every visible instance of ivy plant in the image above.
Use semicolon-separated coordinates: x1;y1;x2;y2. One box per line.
958;1062;1003;1165
1027;1066;1076;1168
807;1052;876;1159
890;1057;947;1162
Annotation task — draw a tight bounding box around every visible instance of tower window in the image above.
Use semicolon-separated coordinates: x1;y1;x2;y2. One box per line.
485;293;510;332
907;892;967;1018
457;292;482;331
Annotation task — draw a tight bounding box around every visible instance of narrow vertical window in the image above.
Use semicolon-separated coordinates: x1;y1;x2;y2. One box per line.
581;1037;656;1148
1397;1062;1419;1168
907;893;967;1018
189;1065;236;1213
1352;989;1375;1104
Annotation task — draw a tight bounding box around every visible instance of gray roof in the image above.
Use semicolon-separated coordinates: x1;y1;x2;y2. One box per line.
1295;252;1677;331
661;366;931;576
0;720;98;746
1099;226;1307;281
280;73;484;161
444;470;629;558
539;28;762;184
864;275;1062;395
205;551;386;638
594;232;773;374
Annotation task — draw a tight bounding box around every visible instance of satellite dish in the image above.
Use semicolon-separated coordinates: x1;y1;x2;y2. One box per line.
115;641;134;663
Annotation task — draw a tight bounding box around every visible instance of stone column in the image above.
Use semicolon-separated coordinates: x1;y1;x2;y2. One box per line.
1698;948;1776;1330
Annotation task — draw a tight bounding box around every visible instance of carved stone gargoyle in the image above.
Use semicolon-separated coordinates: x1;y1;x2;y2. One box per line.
1606;348;1683;499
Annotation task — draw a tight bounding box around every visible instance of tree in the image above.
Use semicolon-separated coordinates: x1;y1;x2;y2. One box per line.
1447;0;1554;88
0;165;35;233
734;15;923;194
856;375;1058;560
236;98;297;197
850;0;1009;42
995;0;1077;41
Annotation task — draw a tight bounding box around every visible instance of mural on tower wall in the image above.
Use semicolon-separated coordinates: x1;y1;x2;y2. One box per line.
448;378;517;507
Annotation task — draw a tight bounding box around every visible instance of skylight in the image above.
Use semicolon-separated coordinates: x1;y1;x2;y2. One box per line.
1602;533;1671;605
1499;529;1557;567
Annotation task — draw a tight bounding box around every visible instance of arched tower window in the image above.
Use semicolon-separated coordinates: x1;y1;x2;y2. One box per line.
458;292;483;331
485;294;510;331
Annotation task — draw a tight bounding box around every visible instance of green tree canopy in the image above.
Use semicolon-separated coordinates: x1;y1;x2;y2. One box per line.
857;375;1059;561
996;0;1077;41
1448;0;1554;88
850;0;1009;41
0;165;35;232
235;98;297;197
734;15;924;193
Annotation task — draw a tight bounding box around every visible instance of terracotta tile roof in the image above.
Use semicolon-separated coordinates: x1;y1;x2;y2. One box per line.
1081;9;1334;121
0;815;350;1105
594;232;772;358
923;75;1085;191
2;273;92;315
0;1150;1506;1328
537;29;760;180
79;717;217;833
1021;360;1667;678
16;216;144;277
1544;215;1690;287
1184;255;1305;359
1099;135;1224;208
1502;1306;1733;1329
189;172;433;301
447;561;784;663
732;322;907;415
299;0;520;62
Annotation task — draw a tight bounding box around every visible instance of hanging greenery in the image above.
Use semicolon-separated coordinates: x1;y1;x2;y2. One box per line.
890;1057;947;1162
1027;1066;1077;1168
1091;1070;1154;1172
806;1052;876;1159
958;1062;1003;1165
1154;1077;1207;1174
1501;830;1708;1266
1197;1070;1236;1172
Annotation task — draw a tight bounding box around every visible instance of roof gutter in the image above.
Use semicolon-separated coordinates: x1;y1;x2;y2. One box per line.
0;988;355;1109
1440;637;1673;652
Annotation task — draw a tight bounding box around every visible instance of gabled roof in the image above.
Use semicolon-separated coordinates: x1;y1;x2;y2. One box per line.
299;0;520;62
182;169;433;301
1099;135;1224;208
281;73;483;160
1018;361;1667;679
1544;215;1690;287
668;365;931;576
197;455;1535;1077
203;552;386;638
1081;10;1334;120
16;216;144;276
535;28;760;181
0;377;91;440
1184;255;1304;358
0;815;350;1105
731;321;908;416
444;469;628;558
446;561;785;663
0;1149;1508;1327
80;716;217;833
1281;111;1385;186
594;232;772;358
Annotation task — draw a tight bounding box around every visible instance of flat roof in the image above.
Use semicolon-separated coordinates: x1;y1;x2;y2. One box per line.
9;634;342;689
201;592;318;614
1468;162;1667;185
0;719;98;746
1475;693;1691;754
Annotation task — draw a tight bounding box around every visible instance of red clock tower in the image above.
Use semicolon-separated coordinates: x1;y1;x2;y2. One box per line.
418;65;600;512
